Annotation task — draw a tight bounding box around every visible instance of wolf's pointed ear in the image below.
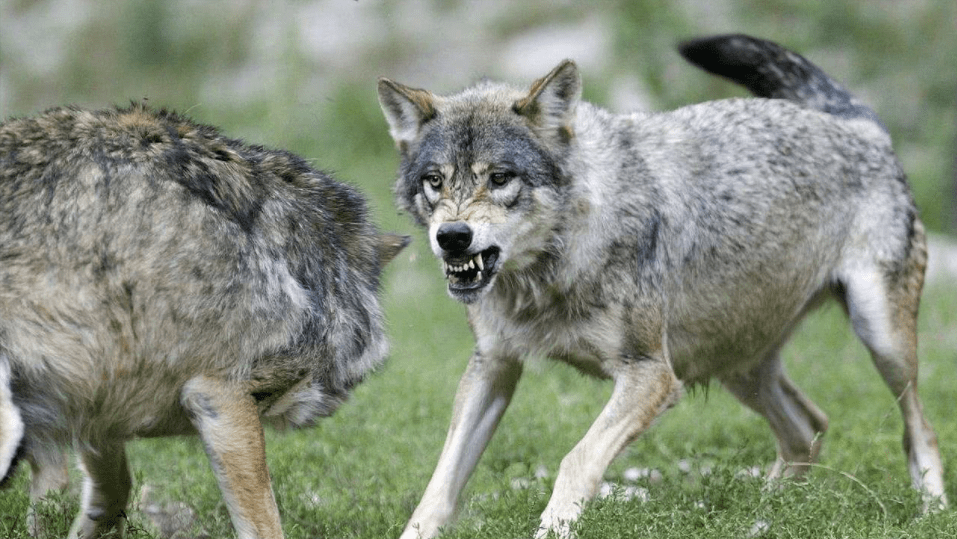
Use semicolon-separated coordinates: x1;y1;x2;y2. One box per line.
377;79;436;152
376;233;411;266
513;60;582;147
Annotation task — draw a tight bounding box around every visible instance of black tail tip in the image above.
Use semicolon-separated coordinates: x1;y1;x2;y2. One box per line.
677;34;770;81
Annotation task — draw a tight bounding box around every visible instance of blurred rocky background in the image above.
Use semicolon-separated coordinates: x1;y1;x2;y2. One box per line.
2;0;955;236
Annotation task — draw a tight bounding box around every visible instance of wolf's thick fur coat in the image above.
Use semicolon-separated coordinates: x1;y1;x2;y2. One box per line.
0;104;407;538
378;34;946;538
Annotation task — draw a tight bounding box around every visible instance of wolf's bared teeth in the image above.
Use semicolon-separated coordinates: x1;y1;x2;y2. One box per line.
468;259;475;270
474;270;482;283
476;253;484;270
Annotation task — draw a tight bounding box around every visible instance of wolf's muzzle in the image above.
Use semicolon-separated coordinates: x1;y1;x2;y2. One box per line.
434;222;500;301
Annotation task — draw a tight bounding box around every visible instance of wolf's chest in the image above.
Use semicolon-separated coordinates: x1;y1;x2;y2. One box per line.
470;294;626;378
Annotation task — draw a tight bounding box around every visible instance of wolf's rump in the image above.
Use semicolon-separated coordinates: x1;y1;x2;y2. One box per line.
0;103;409;538
0;103;392;449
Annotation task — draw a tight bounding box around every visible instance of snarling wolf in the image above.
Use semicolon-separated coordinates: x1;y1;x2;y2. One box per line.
0;103;408;538
378;34;946;538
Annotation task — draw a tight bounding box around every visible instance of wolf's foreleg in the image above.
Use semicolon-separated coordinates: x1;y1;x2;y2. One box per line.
400;353;522;539
182;376;283;539
536;357;680;539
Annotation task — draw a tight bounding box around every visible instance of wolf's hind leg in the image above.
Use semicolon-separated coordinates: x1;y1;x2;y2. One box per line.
68;443;131;539
181;376;283;539
536;357;681;539
28;448;69;501
841;252;946;511
721;351;829;479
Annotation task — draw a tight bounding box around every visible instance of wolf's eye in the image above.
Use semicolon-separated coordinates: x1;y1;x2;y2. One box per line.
489;171;515;187
422;173;443;190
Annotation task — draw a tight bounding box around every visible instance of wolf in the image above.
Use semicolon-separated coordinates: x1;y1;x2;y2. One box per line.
0;103;408;539
378;34;947;538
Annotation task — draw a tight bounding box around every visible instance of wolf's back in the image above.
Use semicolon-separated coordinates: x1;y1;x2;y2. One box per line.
678;34;887;132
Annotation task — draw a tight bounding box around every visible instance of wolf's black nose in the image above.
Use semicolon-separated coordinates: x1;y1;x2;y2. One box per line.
436;222;473;252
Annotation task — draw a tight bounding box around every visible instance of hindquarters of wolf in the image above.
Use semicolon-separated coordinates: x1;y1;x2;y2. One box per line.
0;104;407;538
664;34;923;376
628;98;915;379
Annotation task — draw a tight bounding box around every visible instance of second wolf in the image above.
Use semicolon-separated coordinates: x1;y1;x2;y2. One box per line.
0;104;407;538
378;34;947;537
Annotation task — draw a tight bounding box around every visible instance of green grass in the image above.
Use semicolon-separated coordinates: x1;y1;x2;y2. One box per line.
2;260;956;538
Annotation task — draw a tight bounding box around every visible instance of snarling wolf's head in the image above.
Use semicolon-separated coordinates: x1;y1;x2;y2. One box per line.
378;61;581;303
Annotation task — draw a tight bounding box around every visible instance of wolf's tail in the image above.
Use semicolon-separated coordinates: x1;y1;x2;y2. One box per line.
678;34;887;133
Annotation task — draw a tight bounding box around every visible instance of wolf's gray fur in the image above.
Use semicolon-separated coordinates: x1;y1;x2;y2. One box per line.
378;34;945;538
0;104;407;538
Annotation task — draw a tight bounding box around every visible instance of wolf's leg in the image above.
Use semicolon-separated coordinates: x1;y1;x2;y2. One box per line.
68;443;131;539
181;376;283;539
27;448;70;537
536;358;680;539
720;352;829;479
842;255;946;511
400;353;522;539
28;448;69;501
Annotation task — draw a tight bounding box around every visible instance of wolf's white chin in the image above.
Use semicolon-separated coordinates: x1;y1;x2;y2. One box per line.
446;275;495;304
